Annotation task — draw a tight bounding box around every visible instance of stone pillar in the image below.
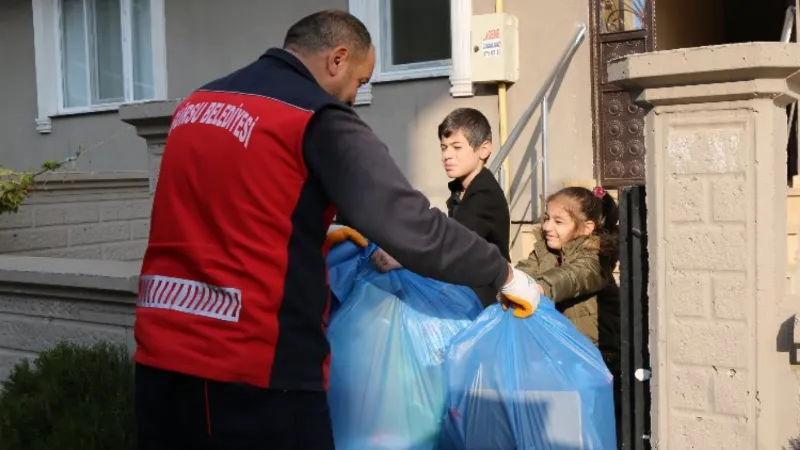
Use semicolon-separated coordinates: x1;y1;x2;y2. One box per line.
609;43;800;450
119;100;181;196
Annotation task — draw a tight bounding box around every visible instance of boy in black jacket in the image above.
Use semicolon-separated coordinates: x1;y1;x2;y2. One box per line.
372;108;511;307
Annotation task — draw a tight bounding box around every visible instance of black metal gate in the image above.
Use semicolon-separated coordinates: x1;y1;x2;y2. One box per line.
617;186;651;450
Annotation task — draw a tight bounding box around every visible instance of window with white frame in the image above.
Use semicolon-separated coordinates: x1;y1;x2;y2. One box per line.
60;0;156;109
32;0;166;133
380;0;452;79
349;0;473;105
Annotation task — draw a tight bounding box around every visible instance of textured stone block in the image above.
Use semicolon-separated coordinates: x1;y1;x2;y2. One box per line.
670;366;711;411
667;126;747;175
712;367;750;416
712;177;747;222
99;200;152;222
130;219;150;240
0;294;134;327
0;294;79;318
0;209;34;229
0;227;68;252
34;202;99;226
21;245;104;259
669;415;748;450
712;275;747;320
667;227;747;271
668;272;710;318
69;222;130;246
0;316;128;353
103;241;147;261
667;176;705;222
671;320;749;368
0;174;150;260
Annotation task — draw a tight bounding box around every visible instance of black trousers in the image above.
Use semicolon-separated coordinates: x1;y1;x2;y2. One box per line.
135;363;335;450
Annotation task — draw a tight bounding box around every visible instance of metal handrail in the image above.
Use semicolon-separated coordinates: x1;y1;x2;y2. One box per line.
488;24;587;177
782;6;796;43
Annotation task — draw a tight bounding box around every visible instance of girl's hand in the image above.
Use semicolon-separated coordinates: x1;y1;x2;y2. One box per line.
371;248;403;273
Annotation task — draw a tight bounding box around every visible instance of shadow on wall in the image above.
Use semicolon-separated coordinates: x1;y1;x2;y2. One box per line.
777;314;800;450
776;314;799;365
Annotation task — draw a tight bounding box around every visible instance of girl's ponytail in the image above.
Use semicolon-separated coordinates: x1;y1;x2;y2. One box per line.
589;187;619;257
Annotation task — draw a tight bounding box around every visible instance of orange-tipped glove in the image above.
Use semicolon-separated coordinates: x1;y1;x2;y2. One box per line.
325;225;368;249
499;267;542;319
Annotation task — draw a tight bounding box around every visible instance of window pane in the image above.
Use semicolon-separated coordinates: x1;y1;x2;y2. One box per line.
599;0;646;34
132;0;154;100
61;0;89;108
389;0;451;66
88;0;124;105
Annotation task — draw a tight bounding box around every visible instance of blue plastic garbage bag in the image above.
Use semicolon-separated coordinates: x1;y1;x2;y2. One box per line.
441;299;617;450
326;242;483;450
326;240;369;315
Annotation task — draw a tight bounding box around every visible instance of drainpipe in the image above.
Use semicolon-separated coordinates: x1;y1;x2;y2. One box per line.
496;0;510;195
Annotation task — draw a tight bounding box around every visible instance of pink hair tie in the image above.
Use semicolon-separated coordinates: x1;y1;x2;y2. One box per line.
592;186;606;198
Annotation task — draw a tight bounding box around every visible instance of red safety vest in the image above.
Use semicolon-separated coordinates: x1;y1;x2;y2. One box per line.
134;50;346;390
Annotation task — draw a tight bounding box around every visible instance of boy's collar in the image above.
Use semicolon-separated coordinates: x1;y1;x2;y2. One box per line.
448;167;491;194
448;177;465;193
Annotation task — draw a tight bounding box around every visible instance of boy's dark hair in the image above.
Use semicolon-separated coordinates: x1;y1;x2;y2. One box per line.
438;108;493;149
283;10;372;58
546;186;620;256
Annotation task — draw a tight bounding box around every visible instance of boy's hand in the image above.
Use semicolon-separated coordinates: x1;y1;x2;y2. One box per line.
499;267;541;319
371;248;402;273
325;225;368;249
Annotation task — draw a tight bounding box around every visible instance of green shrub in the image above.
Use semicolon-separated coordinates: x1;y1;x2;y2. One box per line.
0;342;135;450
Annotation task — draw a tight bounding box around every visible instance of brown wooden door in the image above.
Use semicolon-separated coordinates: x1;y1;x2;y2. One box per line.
590;0;655;187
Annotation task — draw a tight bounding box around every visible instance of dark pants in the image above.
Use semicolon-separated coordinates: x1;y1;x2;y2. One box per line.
135;363;335;450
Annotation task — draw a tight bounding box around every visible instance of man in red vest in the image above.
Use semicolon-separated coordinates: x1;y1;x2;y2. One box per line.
134;9;540;450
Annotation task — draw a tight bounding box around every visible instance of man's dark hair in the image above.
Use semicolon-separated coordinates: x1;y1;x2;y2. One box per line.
438;108;493;149
283;10;372;57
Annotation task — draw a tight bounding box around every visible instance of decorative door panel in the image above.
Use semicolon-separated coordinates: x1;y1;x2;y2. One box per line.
590;0;655;187
599;90;647;182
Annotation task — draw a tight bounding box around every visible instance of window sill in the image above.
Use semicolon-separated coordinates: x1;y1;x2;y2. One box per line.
354;65;454;107
373;65;452;83
55;104;124;118
36;100;163;134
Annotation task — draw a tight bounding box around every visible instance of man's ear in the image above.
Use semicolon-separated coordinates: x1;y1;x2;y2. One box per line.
477;140;492;162
327;46;350;76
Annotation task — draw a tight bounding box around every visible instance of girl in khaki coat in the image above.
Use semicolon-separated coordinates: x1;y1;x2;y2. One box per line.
515;186;621;425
